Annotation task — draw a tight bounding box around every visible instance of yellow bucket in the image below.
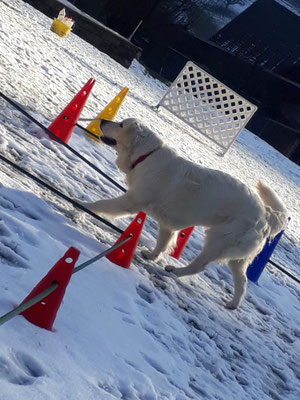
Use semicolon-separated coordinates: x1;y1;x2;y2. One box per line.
50;18;71;38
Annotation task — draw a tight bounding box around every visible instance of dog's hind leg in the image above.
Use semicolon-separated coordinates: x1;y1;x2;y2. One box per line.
142;225;177;261
165;226;228;276
225;259;248;309
165;244;217;277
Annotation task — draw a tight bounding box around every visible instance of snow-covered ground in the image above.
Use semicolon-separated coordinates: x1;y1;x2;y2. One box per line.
0;1;300;399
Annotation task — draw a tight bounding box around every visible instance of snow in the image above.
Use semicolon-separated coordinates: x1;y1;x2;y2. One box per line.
0;1;300;399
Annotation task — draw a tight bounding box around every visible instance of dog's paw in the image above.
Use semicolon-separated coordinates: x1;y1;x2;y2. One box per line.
165;266;186;277
141;250;157;261
225;300;239;310
165;265;175;273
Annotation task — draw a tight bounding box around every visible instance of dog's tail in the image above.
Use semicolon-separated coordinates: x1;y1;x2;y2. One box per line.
256;180;288;238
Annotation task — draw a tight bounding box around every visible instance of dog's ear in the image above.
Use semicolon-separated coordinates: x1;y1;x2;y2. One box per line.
123;119;147;138
134;121;150;138
139;126;150;138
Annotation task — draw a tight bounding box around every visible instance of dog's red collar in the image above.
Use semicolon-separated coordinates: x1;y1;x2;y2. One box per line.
131;148;159;169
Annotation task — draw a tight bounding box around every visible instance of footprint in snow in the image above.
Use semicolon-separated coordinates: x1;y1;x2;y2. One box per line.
135;284;156;305
0;350;45;386
0;239;30;269
140;352;168;375
0;217;30;268
0;211;38;247
0;219;11;237
0;193;41;221
113;306;131;316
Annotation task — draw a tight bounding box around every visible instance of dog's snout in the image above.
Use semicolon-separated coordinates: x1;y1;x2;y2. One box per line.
100;119;110;129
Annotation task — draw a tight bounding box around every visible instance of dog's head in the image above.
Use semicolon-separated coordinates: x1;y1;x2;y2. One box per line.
100;118;162;173
100;118;142;148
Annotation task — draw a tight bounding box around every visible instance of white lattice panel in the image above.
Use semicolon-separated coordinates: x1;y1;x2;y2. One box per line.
158;62;257;152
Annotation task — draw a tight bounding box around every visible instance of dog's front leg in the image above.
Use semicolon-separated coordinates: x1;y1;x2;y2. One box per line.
142;225;177;261
80;193;139;218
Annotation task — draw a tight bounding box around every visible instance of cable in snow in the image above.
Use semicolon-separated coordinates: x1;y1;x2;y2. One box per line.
267;260;300;285
0;152;124;234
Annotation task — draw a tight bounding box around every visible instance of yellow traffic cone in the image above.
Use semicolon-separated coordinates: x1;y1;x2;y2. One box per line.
85;87;129;142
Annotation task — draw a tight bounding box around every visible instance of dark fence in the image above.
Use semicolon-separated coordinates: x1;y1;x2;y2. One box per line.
135;27;300;165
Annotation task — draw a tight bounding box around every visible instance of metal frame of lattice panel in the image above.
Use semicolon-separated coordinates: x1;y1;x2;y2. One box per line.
157;61;257;154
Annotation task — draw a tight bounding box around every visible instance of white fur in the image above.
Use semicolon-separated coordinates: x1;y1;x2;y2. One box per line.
81;118;288;309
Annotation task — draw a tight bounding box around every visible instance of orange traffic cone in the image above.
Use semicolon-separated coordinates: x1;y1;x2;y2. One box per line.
106;212;146;268
21;247;80;330
171;226;194;259
48;78;95;143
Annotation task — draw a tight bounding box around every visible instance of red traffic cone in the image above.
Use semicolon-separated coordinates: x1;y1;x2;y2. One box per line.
171;226;194;259
106;212;146;268
21;247;80;330
48;78;96;143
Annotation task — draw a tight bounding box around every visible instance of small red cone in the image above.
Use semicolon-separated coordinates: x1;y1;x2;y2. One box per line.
171;226;194;259
48;78;96;143
21;247;80;330
106;212;146;268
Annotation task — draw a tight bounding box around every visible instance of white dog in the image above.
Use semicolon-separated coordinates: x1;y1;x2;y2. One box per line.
81;118;288;309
